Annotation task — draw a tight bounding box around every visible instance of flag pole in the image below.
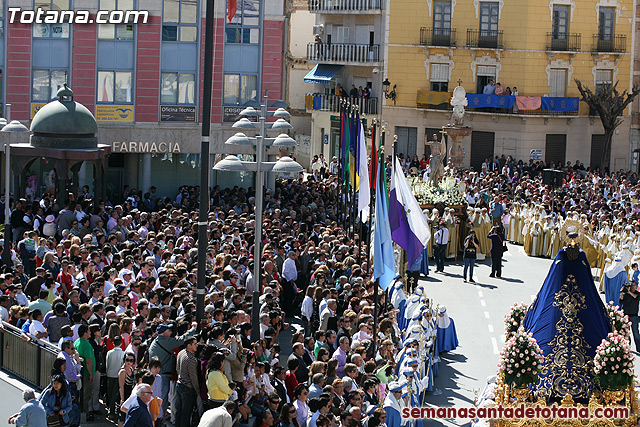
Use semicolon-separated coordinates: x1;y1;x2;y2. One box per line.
337;99;344;229
366;119;376;275
351;106;358;241
371;123;384;358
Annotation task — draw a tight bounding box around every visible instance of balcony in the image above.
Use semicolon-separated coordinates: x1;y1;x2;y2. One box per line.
545;33;581;51
466;29;503;49
307;43;380;64
305;93;378;114
591;34;626;53
420;28;457;47
308;0;382;13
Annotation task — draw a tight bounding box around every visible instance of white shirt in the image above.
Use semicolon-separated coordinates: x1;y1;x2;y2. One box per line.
29;319;48;341
282;257;298;282
198;406;233;427
15;292;29;307
435;228;449;245
0;305;8;322
301;296;314;321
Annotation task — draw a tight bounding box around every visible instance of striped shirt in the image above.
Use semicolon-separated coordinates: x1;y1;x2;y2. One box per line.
176;349;200;392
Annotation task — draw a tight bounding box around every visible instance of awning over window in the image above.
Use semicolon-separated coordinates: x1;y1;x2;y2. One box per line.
304;64;344;84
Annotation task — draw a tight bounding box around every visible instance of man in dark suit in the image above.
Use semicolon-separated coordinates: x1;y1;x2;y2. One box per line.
123;385;154;427
271;367;289;403
287;342;309;383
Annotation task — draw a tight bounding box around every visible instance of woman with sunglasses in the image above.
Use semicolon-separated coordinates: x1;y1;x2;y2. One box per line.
118;352;136;426
279;403;300;427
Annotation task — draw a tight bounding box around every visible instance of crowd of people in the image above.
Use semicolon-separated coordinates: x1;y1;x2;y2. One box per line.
1;164;462;427
7;146;640;427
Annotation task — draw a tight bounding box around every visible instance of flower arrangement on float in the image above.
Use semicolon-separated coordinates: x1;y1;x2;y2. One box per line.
593;331;635;390
605;302;632;342
414;176;466;206
498;330;544;388
504;303;529;340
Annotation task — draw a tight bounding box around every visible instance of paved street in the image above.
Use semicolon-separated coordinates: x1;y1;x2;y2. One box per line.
421;243;640;427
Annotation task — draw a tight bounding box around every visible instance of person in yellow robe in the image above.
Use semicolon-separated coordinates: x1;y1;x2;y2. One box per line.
516;205;528;245
444;208;459;259
508;202;519;243
541;216;553;258
546;218;562;259
529;214;543;257
522;214;533;255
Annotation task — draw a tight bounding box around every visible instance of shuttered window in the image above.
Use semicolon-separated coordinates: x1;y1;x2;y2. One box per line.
549;69;567;97
477;65;496;77
430;64;449;82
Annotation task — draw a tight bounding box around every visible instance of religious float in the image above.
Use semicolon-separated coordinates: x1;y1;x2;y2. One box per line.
474;234;640;426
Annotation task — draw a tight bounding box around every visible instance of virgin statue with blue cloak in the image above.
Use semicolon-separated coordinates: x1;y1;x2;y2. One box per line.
522;239;611;403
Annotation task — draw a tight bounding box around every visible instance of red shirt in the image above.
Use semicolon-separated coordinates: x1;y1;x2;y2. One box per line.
57;272;73;293
285;371;299;401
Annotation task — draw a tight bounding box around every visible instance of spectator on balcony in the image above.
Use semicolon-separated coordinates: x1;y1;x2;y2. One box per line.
335;84;347;98
495;83;504;96
505;87;512;96
349;85;359;99
483;80;495;95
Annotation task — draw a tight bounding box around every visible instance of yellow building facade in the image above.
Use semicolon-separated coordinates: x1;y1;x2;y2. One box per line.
383;0;635;171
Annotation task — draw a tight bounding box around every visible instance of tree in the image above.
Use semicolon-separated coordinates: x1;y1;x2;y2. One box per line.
574;79;640;171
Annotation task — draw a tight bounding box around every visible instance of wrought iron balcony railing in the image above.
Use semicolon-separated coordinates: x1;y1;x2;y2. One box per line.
591;34;626;53
545;32;581;51
466;29;503;49
420;27;457;47
306;93;378;114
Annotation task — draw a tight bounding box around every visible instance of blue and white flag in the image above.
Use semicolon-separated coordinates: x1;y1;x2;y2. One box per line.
389;157;431;266
373;162;395;291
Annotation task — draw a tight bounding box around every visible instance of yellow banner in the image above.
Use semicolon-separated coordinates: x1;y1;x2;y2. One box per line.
31;103;47;119
96;105;134;122
417;90;451;106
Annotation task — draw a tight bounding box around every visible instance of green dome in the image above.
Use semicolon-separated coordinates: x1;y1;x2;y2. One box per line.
30;86;98;136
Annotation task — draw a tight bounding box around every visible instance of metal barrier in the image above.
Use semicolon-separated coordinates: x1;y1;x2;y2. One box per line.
1;321;60;390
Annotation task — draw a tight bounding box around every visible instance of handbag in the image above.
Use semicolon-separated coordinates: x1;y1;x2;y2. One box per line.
47;414;62;427
499;235;508;252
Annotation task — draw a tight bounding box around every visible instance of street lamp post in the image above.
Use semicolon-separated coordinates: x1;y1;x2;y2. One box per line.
214;95;303;342
1;110;29;267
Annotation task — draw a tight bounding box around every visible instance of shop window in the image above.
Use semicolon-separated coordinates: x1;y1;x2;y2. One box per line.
97;71;133;103
32;69;67;101
161;72;195;104
223;74;257;105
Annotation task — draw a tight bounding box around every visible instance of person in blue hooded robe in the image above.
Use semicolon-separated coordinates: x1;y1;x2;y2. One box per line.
436;305;459;353
522;244;611;403
384;381;406;427
604;258;629;307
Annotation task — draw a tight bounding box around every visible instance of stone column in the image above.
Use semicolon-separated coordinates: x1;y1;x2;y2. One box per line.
141;154;152;194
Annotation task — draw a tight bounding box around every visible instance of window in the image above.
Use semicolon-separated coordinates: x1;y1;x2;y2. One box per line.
549;69;567;97
552;5;569;40
433;1;451;35
98;0;135;40
430;64;449;92
476;65;495;94
163;0;197;42
33;0;70;38
223;74;257;105
599;6;615;40
225;0;260;44
97;71;132;103
161;72;195;104
32;69;67;101
479;2;498;35
595;69;613;93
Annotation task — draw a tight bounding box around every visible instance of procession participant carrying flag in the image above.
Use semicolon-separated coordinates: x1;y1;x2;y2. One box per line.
389;156;431;266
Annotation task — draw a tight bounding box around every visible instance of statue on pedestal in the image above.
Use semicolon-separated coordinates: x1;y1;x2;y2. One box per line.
425;133;445;186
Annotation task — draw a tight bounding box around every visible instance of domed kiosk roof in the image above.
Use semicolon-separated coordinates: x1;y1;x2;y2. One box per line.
30;85;98;149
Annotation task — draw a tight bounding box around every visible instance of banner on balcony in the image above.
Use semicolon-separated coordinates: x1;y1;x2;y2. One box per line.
540;97;580;112
417;90;451;105
516;96;541;111
465;94;515;109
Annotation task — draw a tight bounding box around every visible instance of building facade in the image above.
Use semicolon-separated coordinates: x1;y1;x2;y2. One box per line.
303;0;386;162
385;0;634;171
0;0;286;199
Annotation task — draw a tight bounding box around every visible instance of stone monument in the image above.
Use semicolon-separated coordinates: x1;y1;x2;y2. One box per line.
443;84;472;169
